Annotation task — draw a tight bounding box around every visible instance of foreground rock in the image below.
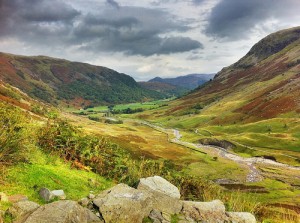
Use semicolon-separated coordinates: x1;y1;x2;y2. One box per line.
7;201;40;221
137;176;180;199
39;188;66;202
22;200;101;223
227;212;257;223
182;200;227;222
2;176;256;223
93;184;153;223
137;176;182;215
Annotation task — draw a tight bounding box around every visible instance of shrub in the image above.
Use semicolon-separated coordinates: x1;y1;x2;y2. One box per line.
0;103;31;165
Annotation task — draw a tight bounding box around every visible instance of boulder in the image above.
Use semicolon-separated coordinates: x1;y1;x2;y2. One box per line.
148;210;164;223
79;197;90;207
8;194;28;203
137;176;180;199
6;201;40;221
93;183;153;223
39;188;66;202
181;200;228;222
137;176;182;214
0;192;8;202
22;200;102;223
51;190;66;200
39;188;54;202
227;212;256;223
85;209;104;223
88;193;95;199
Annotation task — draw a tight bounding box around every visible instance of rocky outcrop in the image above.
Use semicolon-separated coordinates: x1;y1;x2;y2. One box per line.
227;212;257;223
7;201;40;222
39;188;66;202
3;176;256;223
182;200;227;222
22;200;101;223
137;176;182;215
93;184;153;223
137;175;180;199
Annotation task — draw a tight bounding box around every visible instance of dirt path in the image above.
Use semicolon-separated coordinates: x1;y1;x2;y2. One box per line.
139;120;300;183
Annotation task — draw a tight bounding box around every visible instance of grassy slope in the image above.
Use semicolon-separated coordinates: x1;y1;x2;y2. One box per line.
0;52;163;107
131;27;300;165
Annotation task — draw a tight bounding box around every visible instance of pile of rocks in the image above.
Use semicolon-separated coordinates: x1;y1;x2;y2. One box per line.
1;176;256;223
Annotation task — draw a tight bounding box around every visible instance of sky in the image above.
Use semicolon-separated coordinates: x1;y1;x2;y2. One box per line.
0;0;300;81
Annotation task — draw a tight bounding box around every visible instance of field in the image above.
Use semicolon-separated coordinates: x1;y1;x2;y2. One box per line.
63;111;300;222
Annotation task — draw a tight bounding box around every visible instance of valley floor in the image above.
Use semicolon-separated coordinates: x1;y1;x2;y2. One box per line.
63;112;300;222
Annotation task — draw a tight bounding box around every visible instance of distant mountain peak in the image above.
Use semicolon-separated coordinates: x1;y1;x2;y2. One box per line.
148;73;215;90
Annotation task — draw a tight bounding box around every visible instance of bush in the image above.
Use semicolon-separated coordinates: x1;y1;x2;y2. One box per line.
0;103;32;165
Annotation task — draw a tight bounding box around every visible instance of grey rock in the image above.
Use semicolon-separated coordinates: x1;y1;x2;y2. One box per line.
8;194;28;203
138;176;180;199
22;200;102;223
7;201;40;221
137;176;182;214
93;183;153;223
88;193;95;199
137;176;182;215
85;209;104;223
51;190;66;200
181;200;228;223
149;210;164;223
227;212;256;223
79;197;90;207
0;192;8;202
39;188;54;202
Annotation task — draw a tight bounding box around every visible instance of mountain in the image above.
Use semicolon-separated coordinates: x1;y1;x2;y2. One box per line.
148;73;215;90
0;52;163;107
138;81;188;97
164;26;300;123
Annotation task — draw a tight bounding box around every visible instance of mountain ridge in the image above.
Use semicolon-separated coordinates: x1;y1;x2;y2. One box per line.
0;52;163;107
148;73;215;90
171;26;300;122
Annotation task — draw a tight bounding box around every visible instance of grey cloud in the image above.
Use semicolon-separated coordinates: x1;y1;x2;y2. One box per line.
0;0;202;56
192;0;206;5
0;0;79;40
106;0;119;9
205;0;300;40
73;6;201;56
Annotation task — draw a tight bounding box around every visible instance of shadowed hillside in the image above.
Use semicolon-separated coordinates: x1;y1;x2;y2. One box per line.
164;26;300;123
0;52;163;107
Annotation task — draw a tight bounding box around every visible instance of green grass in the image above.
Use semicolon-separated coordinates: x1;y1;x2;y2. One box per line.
1;162;112;203
0;151;112;204
69;98;174;115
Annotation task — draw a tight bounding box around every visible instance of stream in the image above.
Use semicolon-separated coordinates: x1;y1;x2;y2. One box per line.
139;121;300;183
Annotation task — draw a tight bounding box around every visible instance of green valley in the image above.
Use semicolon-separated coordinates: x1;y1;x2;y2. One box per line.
1;26;300;223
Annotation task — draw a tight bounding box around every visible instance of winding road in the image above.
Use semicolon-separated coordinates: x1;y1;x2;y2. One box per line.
139;120;300;183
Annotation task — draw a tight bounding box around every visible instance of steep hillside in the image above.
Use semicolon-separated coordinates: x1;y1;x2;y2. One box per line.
138;81;188;97
164;26;300;122
136;26;300;163
0;52;163;107
148;73;215;90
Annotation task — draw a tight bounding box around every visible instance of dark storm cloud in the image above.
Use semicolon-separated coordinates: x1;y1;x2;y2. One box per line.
192;0;205;5
73;6;202;56
0;0;80;42
81;35;203;56
0;0;202;56
205;0;300;40
106;0;120;9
